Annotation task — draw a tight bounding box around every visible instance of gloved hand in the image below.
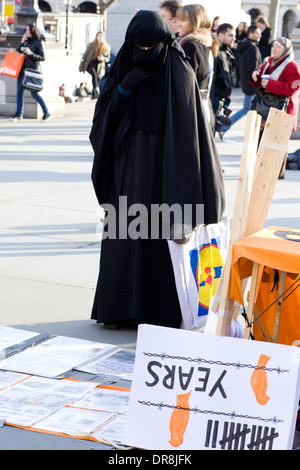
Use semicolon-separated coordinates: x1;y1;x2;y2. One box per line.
169;224;194;245
120;67;150;91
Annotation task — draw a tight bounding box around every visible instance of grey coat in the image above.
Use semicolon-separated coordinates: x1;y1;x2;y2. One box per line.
79;41;111;80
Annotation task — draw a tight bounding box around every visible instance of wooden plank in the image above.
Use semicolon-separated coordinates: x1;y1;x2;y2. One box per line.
216;109;295;337
253;303;273;342
244;262;259;339
246;289;273;342
272;271;287;343
211;112;261;335
244;108;295;238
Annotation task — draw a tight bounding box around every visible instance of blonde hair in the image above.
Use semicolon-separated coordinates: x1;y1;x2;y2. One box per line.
177;4;211;31
177;4;219;56
93;31;107;55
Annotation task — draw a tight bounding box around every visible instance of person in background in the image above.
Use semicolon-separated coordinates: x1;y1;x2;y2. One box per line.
59;83;74;103
250;37;300;178
219;25;262;139
83;82;91;96
176;3;219;129
89;10;225;330
211;23;236;136
79;31;111;99
235;21;248;42
211;16;221;36
233;21;248;87
76;82;89;98
257;15;272;60
10;22;50;122
160;0;181;34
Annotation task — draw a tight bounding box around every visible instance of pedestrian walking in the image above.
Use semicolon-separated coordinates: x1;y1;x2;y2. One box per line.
219;25;262;139
89;10;225;330
233;21;248;87
79;31;111;99
10;22;50;122
211;23;236;137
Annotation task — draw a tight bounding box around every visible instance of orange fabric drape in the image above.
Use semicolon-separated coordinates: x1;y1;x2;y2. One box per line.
229;226;300;345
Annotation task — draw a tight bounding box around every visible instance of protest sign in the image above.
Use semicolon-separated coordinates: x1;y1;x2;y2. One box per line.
123;325;300;450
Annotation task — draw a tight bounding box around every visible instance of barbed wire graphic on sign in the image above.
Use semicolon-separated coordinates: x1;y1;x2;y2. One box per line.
138;400;284;424
142;352;290;374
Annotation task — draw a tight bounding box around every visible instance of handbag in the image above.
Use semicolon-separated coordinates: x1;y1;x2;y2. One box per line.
22;68;43;92
251;88;290;121
0;50;25;78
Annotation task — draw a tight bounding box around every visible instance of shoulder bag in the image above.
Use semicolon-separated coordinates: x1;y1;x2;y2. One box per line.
251;57;292;120
22;67;43;92
251;89;290;121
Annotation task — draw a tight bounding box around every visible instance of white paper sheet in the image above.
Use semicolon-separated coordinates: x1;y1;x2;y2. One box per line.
0;370;30;391
0;326;43;354
0;375;97;427
76;348;135;380
0;336;114;378
73;387;130;414
32;406;115;436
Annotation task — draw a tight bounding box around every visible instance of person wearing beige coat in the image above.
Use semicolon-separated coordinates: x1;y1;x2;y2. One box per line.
79;31;111;98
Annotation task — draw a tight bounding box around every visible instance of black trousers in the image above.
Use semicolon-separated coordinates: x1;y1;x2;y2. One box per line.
86;64;99;91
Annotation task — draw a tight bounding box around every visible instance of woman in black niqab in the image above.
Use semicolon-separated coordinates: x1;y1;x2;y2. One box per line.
90;10;225;329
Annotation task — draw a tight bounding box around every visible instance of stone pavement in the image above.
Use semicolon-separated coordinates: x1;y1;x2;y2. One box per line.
0;89;300;450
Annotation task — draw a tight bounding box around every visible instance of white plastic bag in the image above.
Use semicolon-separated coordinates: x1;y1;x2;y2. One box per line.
168;219;230;330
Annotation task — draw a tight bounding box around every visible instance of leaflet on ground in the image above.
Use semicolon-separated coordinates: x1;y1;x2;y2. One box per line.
0;335;115;378
0;374;97;427
75;348;136;381
31;387;130;443
0;371;130;444
0;326;48;359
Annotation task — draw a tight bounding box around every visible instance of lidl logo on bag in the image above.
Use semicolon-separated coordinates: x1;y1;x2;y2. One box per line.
190;238;223;317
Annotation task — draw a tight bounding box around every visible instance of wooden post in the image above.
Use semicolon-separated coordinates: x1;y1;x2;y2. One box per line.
214;111;261;336
244;109;295;238
244;262;259;339
272;271;287;342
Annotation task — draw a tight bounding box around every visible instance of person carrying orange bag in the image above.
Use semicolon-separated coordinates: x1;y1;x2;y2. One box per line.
0;50;25;78
9;22;50;122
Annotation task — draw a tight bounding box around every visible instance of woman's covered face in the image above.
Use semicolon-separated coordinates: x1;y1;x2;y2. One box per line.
132;42;167;68
127;11;173;68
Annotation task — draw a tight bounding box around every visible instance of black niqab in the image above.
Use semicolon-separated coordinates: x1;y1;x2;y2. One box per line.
89;10;226;328
96;10;185;134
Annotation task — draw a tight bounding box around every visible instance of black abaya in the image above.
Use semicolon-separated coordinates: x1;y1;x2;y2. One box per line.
90;11;225;328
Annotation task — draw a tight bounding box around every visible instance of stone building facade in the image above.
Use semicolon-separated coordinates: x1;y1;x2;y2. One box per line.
241;1;300;38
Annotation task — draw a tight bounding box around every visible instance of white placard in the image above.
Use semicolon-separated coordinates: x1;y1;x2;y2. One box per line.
123;325;300;450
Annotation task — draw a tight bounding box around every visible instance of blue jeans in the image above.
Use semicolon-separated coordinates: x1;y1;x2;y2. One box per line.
221;93;255;131
16;74;48;117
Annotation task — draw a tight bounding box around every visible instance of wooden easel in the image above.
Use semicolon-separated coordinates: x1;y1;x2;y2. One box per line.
211;108;295;339
243;264;287;342
211;111;261;336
